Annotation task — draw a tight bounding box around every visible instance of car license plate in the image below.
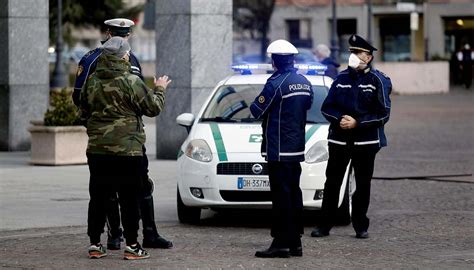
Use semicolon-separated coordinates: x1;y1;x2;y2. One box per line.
237;177;270;190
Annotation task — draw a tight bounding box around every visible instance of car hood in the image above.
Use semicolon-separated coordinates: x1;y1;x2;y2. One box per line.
193;123;262;154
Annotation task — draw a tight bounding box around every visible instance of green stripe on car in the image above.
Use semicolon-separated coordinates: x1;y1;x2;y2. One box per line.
209;123;228;161
177;149;184;159
305;124;321;143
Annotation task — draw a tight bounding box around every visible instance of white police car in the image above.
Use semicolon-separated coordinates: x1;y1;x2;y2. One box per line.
175;64;353;224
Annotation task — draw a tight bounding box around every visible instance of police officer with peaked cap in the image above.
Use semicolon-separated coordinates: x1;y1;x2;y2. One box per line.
311;34;392;239
251;39;314;258
73;18;173;250
73;18;142;105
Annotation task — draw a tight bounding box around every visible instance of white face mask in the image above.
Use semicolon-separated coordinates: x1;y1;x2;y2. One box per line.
348;53;364;69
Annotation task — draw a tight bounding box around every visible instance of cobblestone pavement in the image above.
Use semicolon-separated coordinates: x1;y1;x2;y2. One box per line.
1;89;473;269
374;89;473;181
1;180;473;269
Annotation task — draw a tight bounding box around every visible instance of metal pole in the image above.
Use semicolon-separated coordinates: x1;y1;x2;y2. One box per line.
367;0;372;44
50;0;68;88
330;0;339;62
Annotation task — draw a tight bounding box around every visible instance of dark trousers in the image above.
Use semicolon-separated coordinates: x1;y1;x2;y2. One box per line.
87;153;142;246
105;146;160;241
268;161;303;248
320;144;379;232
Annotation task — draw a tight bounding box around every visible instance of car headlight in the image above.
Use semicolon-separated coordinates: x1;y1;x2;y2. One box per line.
305;140;329;164
185;139;213;162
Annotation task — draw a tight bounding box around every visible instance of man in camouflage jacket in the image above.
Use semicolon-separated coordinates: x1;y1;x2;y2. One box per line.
80;37;171;260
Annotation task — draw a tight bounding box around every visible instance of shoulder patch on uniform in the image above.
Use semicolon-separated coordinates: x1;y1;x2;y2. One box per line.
258;96;265;103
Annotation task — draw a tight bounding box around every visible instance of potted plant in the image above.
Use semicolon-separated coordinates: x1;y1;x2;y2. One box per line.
29;88;88;165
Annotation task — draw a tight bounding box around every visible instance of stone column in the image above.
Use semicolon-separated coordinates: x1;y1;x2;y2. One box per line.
155;0;232;159
0;0;49;150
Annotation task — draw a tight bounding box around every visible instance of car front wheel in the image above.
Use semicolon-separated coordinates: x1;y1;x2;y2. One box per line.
177;187;201;224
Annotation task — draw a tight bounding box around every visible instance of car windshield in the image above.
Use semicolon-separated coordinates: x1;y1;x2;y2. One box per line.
201;84;329;123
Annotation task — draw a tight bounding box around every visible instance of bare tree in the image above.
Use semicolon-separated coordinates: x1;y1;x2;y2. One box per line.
234;0;276;61
49;0;143;46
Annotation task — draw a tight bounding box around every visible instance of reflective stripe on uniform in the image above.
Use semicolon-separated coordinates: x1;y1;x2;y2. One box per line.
336;84;351;88
354;140;380;145
280;151;305;156
328;139;347;145
358;84;376;90
282;92;311;99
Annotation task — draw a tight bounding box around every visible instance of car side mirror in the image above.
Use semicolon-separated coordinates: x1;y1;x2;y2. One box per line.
176;113;195;133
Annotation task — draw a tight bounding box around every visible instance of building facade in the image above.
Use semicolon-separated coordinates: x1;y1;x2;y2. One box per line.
270;0;473;62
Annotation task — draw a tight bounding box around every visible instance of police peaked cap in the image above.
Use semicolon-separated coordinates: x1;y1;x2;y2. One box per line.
348;34;377;54
104;18;135;37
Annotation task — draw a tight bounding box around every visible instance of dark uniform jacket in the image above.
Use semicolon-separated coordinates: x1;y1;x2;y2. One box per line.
321;66;391;147
250;66;314;162
73;47;143;106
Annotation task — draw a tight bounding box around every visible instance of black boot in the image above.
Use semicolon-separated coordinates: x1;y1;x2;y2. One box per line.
355;230;369;239
107;228;123;250
311;227;330;237
255;238;291;258
140;195;173;249
289;237;302;257
255;247;290;258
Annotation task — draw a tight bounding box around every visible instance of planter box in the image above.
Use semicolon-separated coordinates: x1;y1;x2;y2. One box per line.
28;122;88;165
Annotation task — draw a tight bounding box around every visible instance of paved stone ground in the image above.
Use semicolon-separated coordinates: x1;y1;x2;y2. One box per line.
1;180;473;269
374;88;473;181
1;88;473;269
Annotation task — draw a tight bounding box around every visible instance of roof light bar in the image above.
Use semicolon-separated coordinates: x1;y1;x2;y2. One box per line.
232;64;273;74
231;62;328;75
294;63;327;75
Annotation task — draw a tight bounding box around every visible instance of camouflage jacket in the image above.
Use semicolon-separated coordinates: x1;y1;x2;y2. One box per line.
80;54;166;156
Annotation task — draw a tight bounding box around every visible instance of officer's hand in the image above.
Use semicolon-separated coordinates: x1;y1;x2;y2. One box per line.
154;75;172;90
340;115;357;129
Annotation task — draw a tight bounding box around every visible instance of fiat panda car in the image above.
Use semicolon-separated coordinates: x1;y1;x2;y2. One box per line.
175;64;353;224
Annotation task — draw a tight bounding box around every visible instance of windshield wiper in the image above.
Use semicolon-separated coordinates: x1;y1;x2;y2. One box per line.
240;118;261;123
200;117;237;123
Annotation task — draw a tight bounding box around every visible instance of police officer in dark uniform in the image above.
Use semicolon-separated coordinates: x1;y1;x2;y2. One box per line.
74;18;172;250
251;40;314;258
311;35;392;239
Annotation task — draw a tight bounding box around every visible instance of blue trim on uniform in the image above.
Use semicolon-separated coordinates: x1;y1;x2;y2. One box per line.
72;48;143;106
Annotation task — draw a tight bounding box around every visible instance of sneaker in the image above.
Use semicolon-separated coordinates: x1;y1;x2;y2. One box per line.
88;244;107;259
124;243;150;260
107;234;123;250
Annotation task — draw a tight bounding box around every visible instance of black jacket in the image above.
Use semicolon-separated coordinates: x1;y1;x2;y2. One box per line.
321;66;392;147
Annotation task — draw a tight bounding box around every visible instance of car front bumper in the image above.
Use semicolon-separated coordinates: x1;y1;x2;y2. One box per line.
177;154;329;209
